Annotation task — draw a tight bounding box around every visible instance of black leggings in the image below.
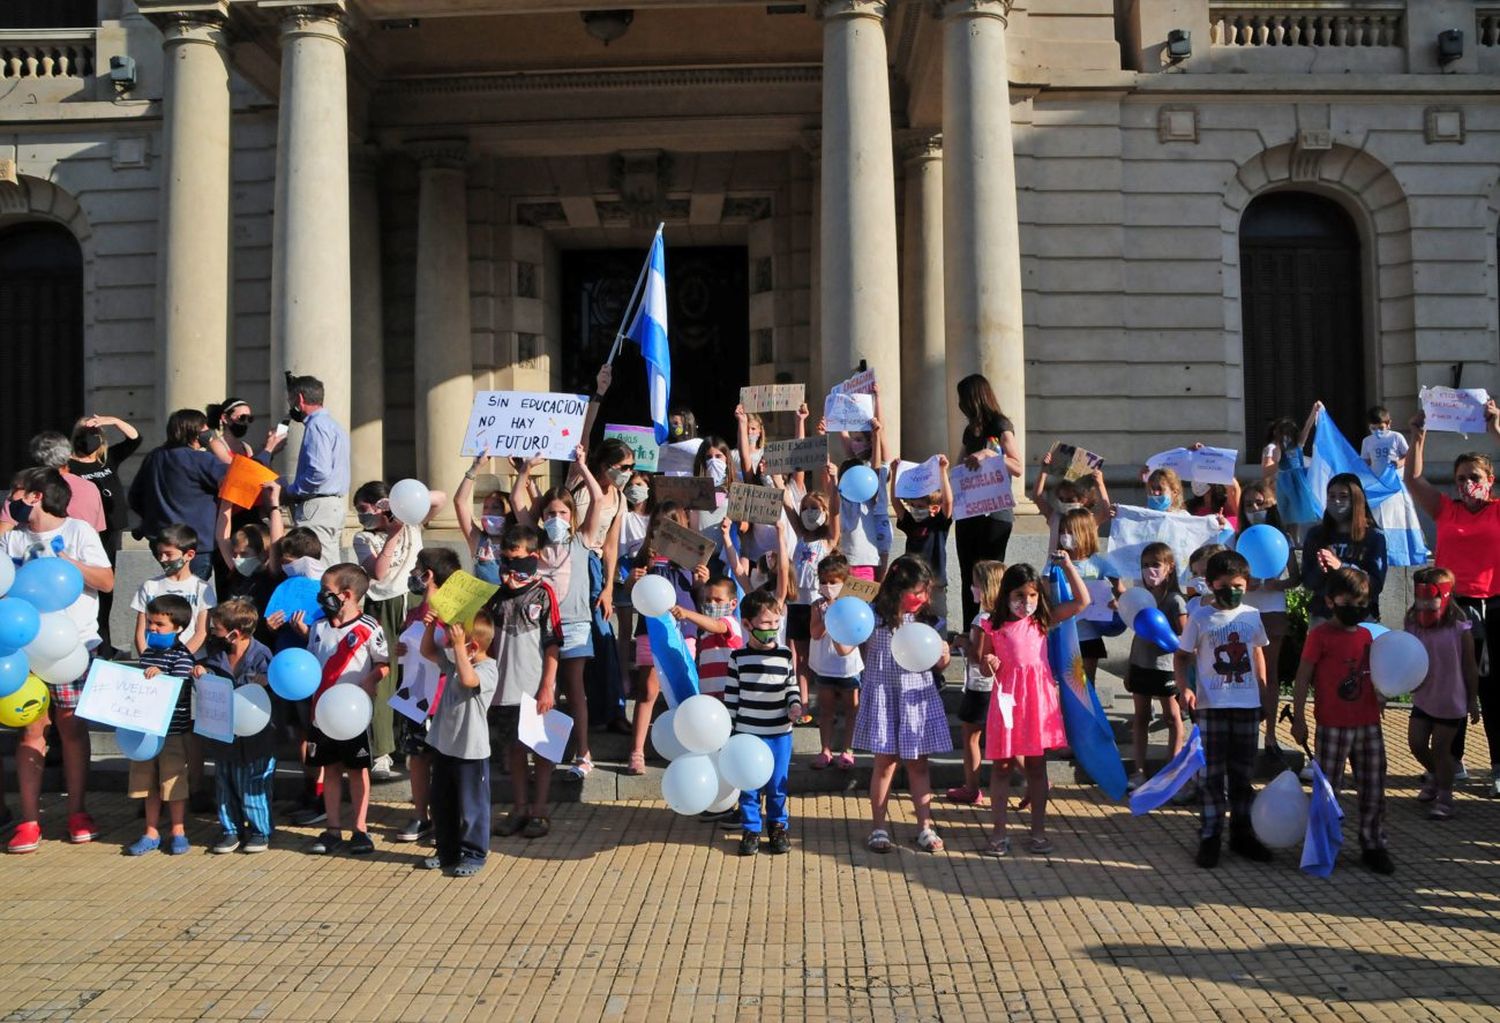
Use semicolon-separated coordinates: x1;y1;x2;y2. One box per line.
955;514;1013;625
1454;595;1500;769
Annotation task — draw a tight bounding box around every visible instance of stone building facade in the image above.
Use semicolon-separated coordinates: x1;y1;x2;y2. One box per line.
2;0;1498;512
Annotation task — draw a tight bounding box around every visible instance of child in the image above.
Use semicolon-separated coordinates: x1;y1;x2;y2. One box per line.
1291;566;1394;874
1184;542;1228;612
1260;413;1319;542
296;563;389;856
485;524;562;838
826;384;891;581
673;575;742;699
786;483;839;716
892;455;953;581
1301;474;1387;624
126;594;198;856
947;559;1005;805
1360;404;1408;472
454;451;519;585
132;523;215;655
692;435;738;538
852;554;952;853
420;612;499;876
1175;550;1272;868
976;555;1090;855
1125;543;1187;791
1143;467;1186;514
1032;449;1111;552
614;471;652;721
1237;481;1300;761
808;553;863;771
725;589;800;855
1406;566;1481;819
264;526;328;827
196;598;276;854
1059;507;1119;685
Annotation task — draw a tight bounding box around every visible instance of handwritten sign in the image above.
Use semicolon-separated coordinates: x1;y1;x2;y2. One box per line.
740;383;805;414
1420;385;1491;434
726;482;785;525
1146;447;1238;485
460;390;590;460
762;437;828;474
429;570;500;628
1047;442;1105;483
77;659;184;737
265;576;324;626
1145;447;1196;481
604;424;659;472
832;368;876;395
193;674;236;743
840;576;880;603
823;391;874;433
651;517;716;570
218;455;279;510
390;620;445;724
950;460;1015;520
658;438;702;476
519;694;574;763
652;476;717;511
894;456;944;500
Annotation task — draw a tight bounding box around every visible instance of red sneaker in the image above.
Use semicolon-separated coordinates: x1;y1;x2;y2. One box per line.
946;785;980;804
7;821;41;854
67;813;97;844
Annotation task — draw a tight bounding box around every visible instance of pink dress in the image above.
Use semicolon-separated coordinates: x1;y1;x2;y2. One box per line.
983;617;1067;760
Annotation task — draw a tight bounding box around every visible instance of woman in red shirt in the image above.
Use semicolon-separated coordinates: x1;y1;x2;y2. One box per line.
1406;412;1500;796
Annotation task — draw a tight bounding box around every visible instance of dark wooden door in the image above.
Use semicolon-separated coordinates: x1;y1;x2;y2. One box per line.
0;1;95;28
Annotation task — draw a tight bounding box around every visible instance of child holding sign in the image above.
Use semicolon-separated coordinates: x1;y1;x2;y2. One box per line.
827;384;891;582
892;455;953;581
196;598;276;854
125;595;198;856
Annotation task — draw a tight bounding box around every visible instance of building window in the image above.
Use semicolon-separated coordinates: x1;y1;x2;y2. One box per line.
1240;191;1365;443
0;1;96;29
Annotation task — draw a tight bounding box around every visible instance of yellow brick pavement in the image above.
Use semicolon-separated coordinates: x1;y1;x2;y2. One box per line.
1;717;1499;1022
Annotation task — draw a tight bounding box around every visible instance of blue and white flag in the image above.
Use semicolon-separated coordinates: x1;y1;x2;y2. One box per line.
1129;726;1205;815
1047;563;1128;800
1306;409;1427;564
1301;757;1344;877
1104;505;1232;584
626;227;671;444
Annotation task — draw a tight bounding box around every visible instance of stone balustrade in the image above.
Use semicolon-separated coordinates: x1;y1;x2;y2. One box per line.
1210;7;1403;48
0;30;95;80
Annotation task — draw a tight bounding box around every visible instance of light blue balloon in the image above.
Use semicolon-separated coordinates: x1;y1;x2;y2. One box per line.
0;650;29;698
0;597;40;652
838;465;878;504
718;733;774;792
268;647;321;701
825;595;875;647
1237;524;1290;580
9;558;84;613
1360;622;1390;640
116;728;165;762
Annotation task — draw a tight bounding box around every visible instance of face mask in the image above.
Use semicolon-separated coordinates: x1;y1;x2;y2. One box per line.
1010;595;1039;619
750;627;780;644
900;593;926;614
624;485;649;506
706;459;728;487
316;590;345;617
1146;494;1172;512
1331;603;1366;627
408;572;427;596
283;556;324;579
1212;586;1245;609
204;633;235;656
1058;534;1075;551
850;437;871;457
543;517;572;544
607;467;633;489
481;515;506;536
158;557;186;575
818;583;841;602
1414;581;1453;628
227;420;250;439
1327;498;1352;520
1461;478;1492;503
501;555;539;582
669;423;686;440
76;432;103;457
288;405;307;423
910;507;931;523
234;555;260;577
971;585;984;605
145;630;178;651
358;512;384;531
1188;574;1207;594
7;499;32;526
1246;509;1268;525
1370;425;1388;435
1142;566;1169;587
801;508;826;530
702;602;734;619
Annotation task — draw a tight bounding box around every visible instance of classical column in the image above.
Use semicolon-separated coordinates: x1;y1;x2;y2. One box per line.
413;142;473;525
818;0;902;446
349;145;385;489
268;4;351;475
941;0;1025;461
898;131;947;460
802;130;823;402
151;4;231;429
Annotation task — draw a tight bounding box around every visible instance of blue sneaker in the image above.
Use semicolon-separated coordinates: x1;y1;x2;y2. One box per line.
126;834;161;856
166;833;191;855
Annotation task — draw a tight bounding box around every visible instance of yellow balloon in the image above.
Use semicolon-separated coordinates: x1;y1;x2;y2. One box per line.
0;675;50;728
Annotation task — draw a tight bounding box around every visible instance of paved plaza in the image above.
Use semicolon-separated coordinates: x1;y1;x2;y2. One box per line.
1;715;1498;1023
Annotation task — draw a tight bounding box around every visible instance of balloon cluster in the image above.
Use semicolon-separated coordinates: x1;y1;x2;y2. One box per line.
655;695;774;815
266;647;373;738
0;557;88;728
1116;587;1179;653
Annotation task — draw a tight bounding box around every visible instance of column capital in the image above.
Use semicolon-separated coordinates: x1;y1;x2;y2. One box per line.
262;2;348;46
896;130;943;163
817;0;888;21
409;139;469;171
933;0;1013;23
137;2;228;41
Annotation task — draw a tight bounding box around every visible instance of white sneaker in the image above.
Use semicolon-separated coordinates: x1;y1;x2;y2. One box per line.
1454;761;1470;783
370;755;396;782
1125;771;1146;793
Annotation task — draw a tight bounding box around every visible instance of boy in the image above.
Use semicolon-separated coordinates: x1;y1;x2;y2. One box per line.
485;524;561;839
1291;567;1394;874
293;563;389;855
420;611;499;876
891;455;954;581
394;546;463;844
131;523;215;655
1360;404;1408;472
2;467;113;853
264;525;326;825
671;574;741;699
195;598;277;854
809;553;862;770
126;594;197;856
1175;550;1272;868
725;589;801;856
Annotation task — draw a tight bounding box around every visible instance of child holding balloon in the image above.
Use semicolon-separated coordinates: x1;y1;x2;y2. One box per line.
826;385;890;581
1058;508;1118;686
125;594;198;856
1235;482;1301;762
809;553;863;770
1405;566;1479;820
1124;544;1187;792
724;589;800;855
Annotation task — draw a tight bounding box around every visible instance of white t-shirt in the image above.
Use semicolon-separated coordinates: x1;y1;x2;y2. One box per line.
308;613;390;687
1178;604;1268;710
618;510;650;566
792;537;833;605
2;518;110;652
964;612;993;693
352;525;422;603
808;598;864;678
131;574;217;616
1360;429;1408;471
838;463;892;567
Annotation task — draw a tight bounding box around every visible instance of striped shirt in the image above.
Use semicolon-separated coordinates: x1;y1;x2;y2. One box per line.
138;641;198;735
724;645;797;736
697;617;743;696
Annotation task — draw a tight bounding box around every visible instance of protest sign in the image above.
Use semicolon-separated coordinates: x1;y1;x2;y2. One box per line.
652;475;717;511
840;576;880;603
390;620;445;724
658;438;702;476
604;424;659;472
519;694;574;762
193;675;235;744
1145;447;1196;480
727;482;785;525
218;455;279;510
950;460;1015;520
1047;442;1105;483
1419;385;1491;434
740;384;805;414
1190;446;1238;485
265;576;323;626
460;390;590;460
651;517;717;570
77;660;184;737
894;456;943;500
832;368;876;395
762;437;828;474
429;571;499;627
1080;580;1117;623
823;391;874;433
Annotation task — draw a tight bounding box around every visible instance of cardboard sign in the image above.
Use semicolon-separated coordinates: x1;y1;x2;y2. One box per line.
1047;442;1105;483
832;368;876;395
1420;385;1491;434
950;460;1016;520
651;517;716;570
840;576;880;603
657;438;702;476
77;659;185;737
740;383;805;414
604;424;659;472
726;482;785;525
218;454;279;510
429;570;500;628
762;437;829;474
460;390;590;460
390;620;445;724
652;476;717;511
193;674;236;744
264;576;324;626
823;391;874;433
894;455;944;500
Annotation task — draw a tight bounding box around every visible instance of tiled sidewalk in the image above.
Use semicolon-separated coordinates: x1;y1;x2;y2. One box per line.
1;718;1497;1022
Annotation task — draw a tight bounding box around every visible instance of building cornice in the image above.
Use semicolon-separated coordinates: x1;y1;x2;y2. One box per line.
379;64;822;97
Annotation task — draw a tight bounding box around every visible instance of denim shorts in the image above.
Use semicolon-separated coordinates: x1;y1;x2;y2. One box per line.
559;621;594;660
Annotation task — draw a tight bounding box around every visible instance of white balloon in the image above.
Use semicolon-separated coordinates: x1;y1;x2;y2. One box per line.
650;708;689;761
314;685;373;741
1250;769;1309;849
632;575;676;618
718;733;774;791
387;478;431;526
1117;587;1156;625
890;622;943;673
32;643;89;686
232;685;273;737
25;612;80;663
0;556;13;598
661;753;719;815
706;749;737;811
1370;630;1430;699
673;694;732;754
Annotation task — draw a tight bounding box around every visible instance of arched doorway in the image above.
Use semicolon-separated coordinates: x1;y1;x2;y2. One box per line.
0;222;84;473
1240;191;1366;442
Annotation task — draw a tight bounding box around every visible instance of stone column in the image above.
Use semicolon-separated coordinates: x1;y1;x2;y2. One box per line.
151;5;231;430
941;0;1025;461
818;0;902;446
802;130;823;402
413;142;473;526
898;131;947;460
268;4;351;476
349;145;385;489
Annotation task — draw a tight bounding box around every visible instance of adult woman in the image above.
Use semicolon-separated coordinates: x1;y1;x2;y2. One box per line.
126;409;229;580
1300;473;1386;623
68;414;141;656
953;374;1023;625
1406;413;1500;797
206;397;263;461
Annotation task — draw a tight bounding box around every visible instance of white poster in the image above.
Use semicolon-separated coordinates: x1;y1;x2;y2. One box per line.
949;460;1015;520
76;660;184;738
657;439;703;477
192;674;235;744
1419;385;1491;435
823;391;874;433
460;391;590;460
894;456;943;500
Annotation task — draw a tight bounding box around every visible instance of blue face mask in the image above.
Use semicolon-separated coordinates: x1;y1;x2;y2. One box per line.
145;630;179;651
1146;494;1173;512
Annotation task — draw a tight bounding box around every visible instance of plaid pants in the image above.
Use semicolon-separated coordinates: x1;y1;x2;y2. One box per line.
1199;708;1259;839
1316;723;1387;851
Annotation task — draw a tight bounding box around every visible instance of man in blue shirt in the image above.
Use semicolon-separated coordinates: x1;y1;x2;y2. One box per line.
265;374;349;561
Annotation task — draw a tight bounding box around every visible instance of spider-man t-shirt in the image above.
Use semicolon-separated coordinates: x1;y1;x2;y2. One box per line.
1179;604;1268;710
1299;622;1379;727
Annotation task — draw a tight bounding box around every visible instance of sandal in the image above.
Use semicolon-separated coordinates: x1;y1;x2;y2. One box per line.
522;816;551;838
835;751;855;770
1027;835;1054;854
810;751;833;770
565;756;594;781
915;827;944;853
626;751;646;776
866;829;892;853
982;835;1011;858
492;813;529;837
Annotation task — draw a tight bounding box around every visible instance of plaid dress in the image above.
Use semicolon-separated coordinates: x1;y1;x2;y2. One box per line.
852;623;953;760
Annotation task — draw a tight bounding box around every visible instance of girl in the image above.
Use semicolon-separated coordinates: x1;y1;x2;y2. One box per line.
1405;566;1480;819
692;435;737;539
786;480;840;718
1059;507;1119;685
852;555;953;853
1124;543;1186;791
614;470;653;728
215;515;280;608
1142;467;1186;514
976;554;1091;856
826;385;890;583
947;559;1006;806
569;438;637;741
1237;481;1301;758
954;373;1022;625
206;397;259;460
808;553;862;770
1260;409;1320;541
737;406;766;478
1301;473;1386;624
454;451;527;584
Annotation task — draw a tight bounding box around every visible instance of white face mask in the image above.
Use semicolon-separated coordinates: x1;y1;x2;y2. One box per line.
1141;566;1169;588
543;517;571;544
971;585;984;605
234;556;261;577
283;556;325;579
1010;595;1039;619
1246;509;1269;525
801;508;826;530
706;458;728;487
481;515;506;536
817;583;841;602
624;485;649;506
910;507;932;522
1058;534;1075;551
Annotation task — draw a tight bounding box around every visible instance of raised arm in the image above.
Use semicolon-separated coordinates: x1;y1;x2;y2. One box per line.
215;499;235;570
937;455;954;518
454;452;487;550
1404;413;1442;518
1031;449;1052;504
580;363;612;440
1050;551;1091;623
870;384;887;469
1298;401;1322;450
510;456;545;526
1090;468;1111;529
573;444;606;540
735;404;756;480
791;402;810;491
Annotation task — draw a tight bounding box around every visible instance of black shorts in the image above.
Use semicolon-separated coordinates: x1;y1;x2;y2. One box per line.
786;603;812;642
1125;666;1177;698
488;704;520;749
957;688;990;726
397;715;431;758
307;726;373;770
1078;637;1107;659
1412;706;1466;729
813;671;859;692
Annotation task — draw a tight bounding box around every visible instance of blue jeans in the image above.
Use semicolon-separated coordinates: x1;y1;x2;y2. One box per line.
738;732;792;834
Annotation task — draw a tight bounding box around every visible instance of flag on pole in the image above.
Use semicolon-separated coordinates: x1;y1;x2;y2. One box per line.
1046;562;1128;800
1305;409;1427;565
1129;726;1205;815
625;227;671;444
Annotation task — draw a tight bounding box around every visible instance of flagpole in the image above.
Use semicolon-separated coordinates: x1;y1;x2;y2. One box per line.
605;223;664;365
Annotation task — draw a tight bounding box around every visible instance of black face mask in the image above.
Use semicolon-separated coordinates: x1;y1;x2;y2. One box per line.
1332;604;1367;627
288;405;307;424
501;555;540;582
316;590;344;617
1213;585;1245;609
75;432;103;457
407;572;426;596
204;634;233;656
227;419;250;438
7;499;32;526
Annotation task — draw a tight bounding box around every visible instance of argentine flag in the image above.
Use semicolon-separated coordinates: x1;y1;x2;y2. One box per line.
1306;409;1429;566
626;227;671;443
